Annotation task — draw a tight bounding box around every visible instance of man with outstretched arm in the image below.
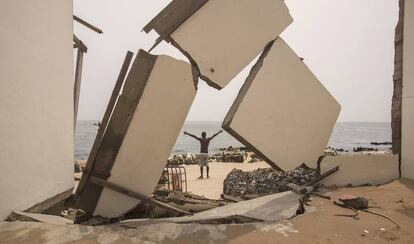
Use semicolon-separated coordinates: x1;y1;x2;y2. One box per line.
184;130;223;179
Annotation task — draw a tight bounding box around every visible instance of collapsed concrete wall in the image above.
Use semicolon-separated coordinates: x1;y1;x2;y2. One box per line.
76;50;197;218
0;0;74;219
223;38;341;171
320;154;399;187
402;0;414;180
144;0;293;89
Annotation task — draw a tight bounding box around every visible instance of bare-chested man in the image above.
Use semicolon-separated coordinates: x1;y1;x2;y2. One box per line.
184;130;223;179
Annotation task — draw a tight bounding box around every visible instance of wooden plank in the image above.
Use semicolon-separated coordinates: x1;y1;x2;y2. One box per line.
145;0;208;38
73;15;103;34
75;50;158;214
143;0;185;33
75;51;134;198
73;48;84;127
90;176;192;216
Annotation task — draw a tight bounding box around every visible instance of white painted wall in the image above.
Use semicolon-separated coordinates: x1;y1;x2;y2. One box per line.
402;0;414;180
321;154;399;187
0;0;74;219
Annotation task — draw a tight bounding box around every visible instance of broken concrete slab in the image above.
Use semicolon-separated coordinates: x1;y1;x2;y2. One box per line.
122;191;300;225
223;38;341;171
178;191;300;223
320;154;399;187
76;50;197;218
144;0;293;89
8;212;73;225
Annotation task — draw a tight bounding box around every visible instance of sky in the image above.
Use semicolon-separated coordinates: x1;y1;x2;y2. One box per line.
74;0;399;122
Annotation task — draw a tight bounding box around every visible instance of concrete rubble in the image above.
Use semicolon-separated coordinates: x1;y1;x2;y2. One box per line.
223;166;316;198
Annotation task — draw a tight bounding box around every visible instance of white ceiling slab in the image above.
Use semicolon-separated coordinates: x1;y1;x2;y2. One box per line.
157;0;293;89
91;54;197;218
223;38;341;171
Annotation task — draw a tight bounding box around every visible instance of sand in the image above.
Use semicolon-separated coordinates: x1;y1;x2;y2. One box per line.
183;161;270;199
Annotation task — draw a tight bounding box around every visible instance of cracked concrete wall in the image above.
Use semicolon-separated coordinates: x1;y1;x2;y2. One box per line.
223;38;340;171
321;154;399;187
0;0;74;219
170;0;293;89
402;0;414;180
93;55;197;218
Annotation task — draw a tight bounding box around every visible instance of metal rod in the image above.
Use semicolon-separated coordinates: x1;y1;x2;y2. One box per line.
74;15;103;34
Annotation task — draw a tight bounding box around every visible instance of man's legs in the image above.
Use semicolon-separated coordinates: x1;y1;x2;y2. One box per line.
199;166;203;179
206;166;210;178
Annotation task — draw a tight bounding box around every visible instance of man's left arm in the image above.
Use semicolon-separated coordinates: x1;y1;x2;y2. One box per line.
209;130;223;140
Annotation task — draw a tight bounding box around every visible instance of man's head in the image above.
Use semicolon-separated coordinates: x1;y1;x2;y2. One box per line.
201;132;207;138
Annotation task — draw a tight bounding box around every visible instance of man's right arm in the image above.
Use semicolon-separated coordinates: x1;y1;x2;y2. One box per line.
184;131;200;140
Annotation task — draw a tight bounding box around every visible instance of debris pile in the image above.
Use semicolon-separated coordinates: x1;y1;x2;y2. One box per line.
211;147;247;163
124;189;226;219
167;153;198;165
223;167;316;197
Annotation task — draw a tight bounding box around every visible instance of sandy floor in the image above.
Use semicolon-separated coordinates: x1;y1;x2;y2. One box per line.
183;161;270;199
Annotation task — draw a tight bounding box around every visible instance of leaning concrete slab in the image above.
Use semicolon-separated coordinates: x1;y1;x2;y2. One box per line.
144;0;293;89
76;50;197;218
320;154;399;187
223;38;341;171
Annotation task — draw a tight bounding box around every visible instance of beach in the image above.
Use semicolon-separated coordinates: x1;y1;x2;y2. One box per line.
182;161;271;199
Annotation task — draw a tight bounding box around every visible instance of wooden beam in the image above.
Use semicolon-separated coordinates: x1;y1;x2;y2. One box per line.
73;48;84;127
76;51;134;198
73;15;103;34
89;176;192;216
143;0;208;38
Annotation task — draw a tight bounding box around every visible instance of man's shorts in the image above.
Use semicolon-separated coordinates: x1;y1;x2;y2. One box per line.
197;153;209;167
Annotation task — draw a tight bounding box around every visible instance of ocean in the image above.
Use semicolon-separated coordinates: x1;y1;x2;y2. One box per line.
75;121;392;160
